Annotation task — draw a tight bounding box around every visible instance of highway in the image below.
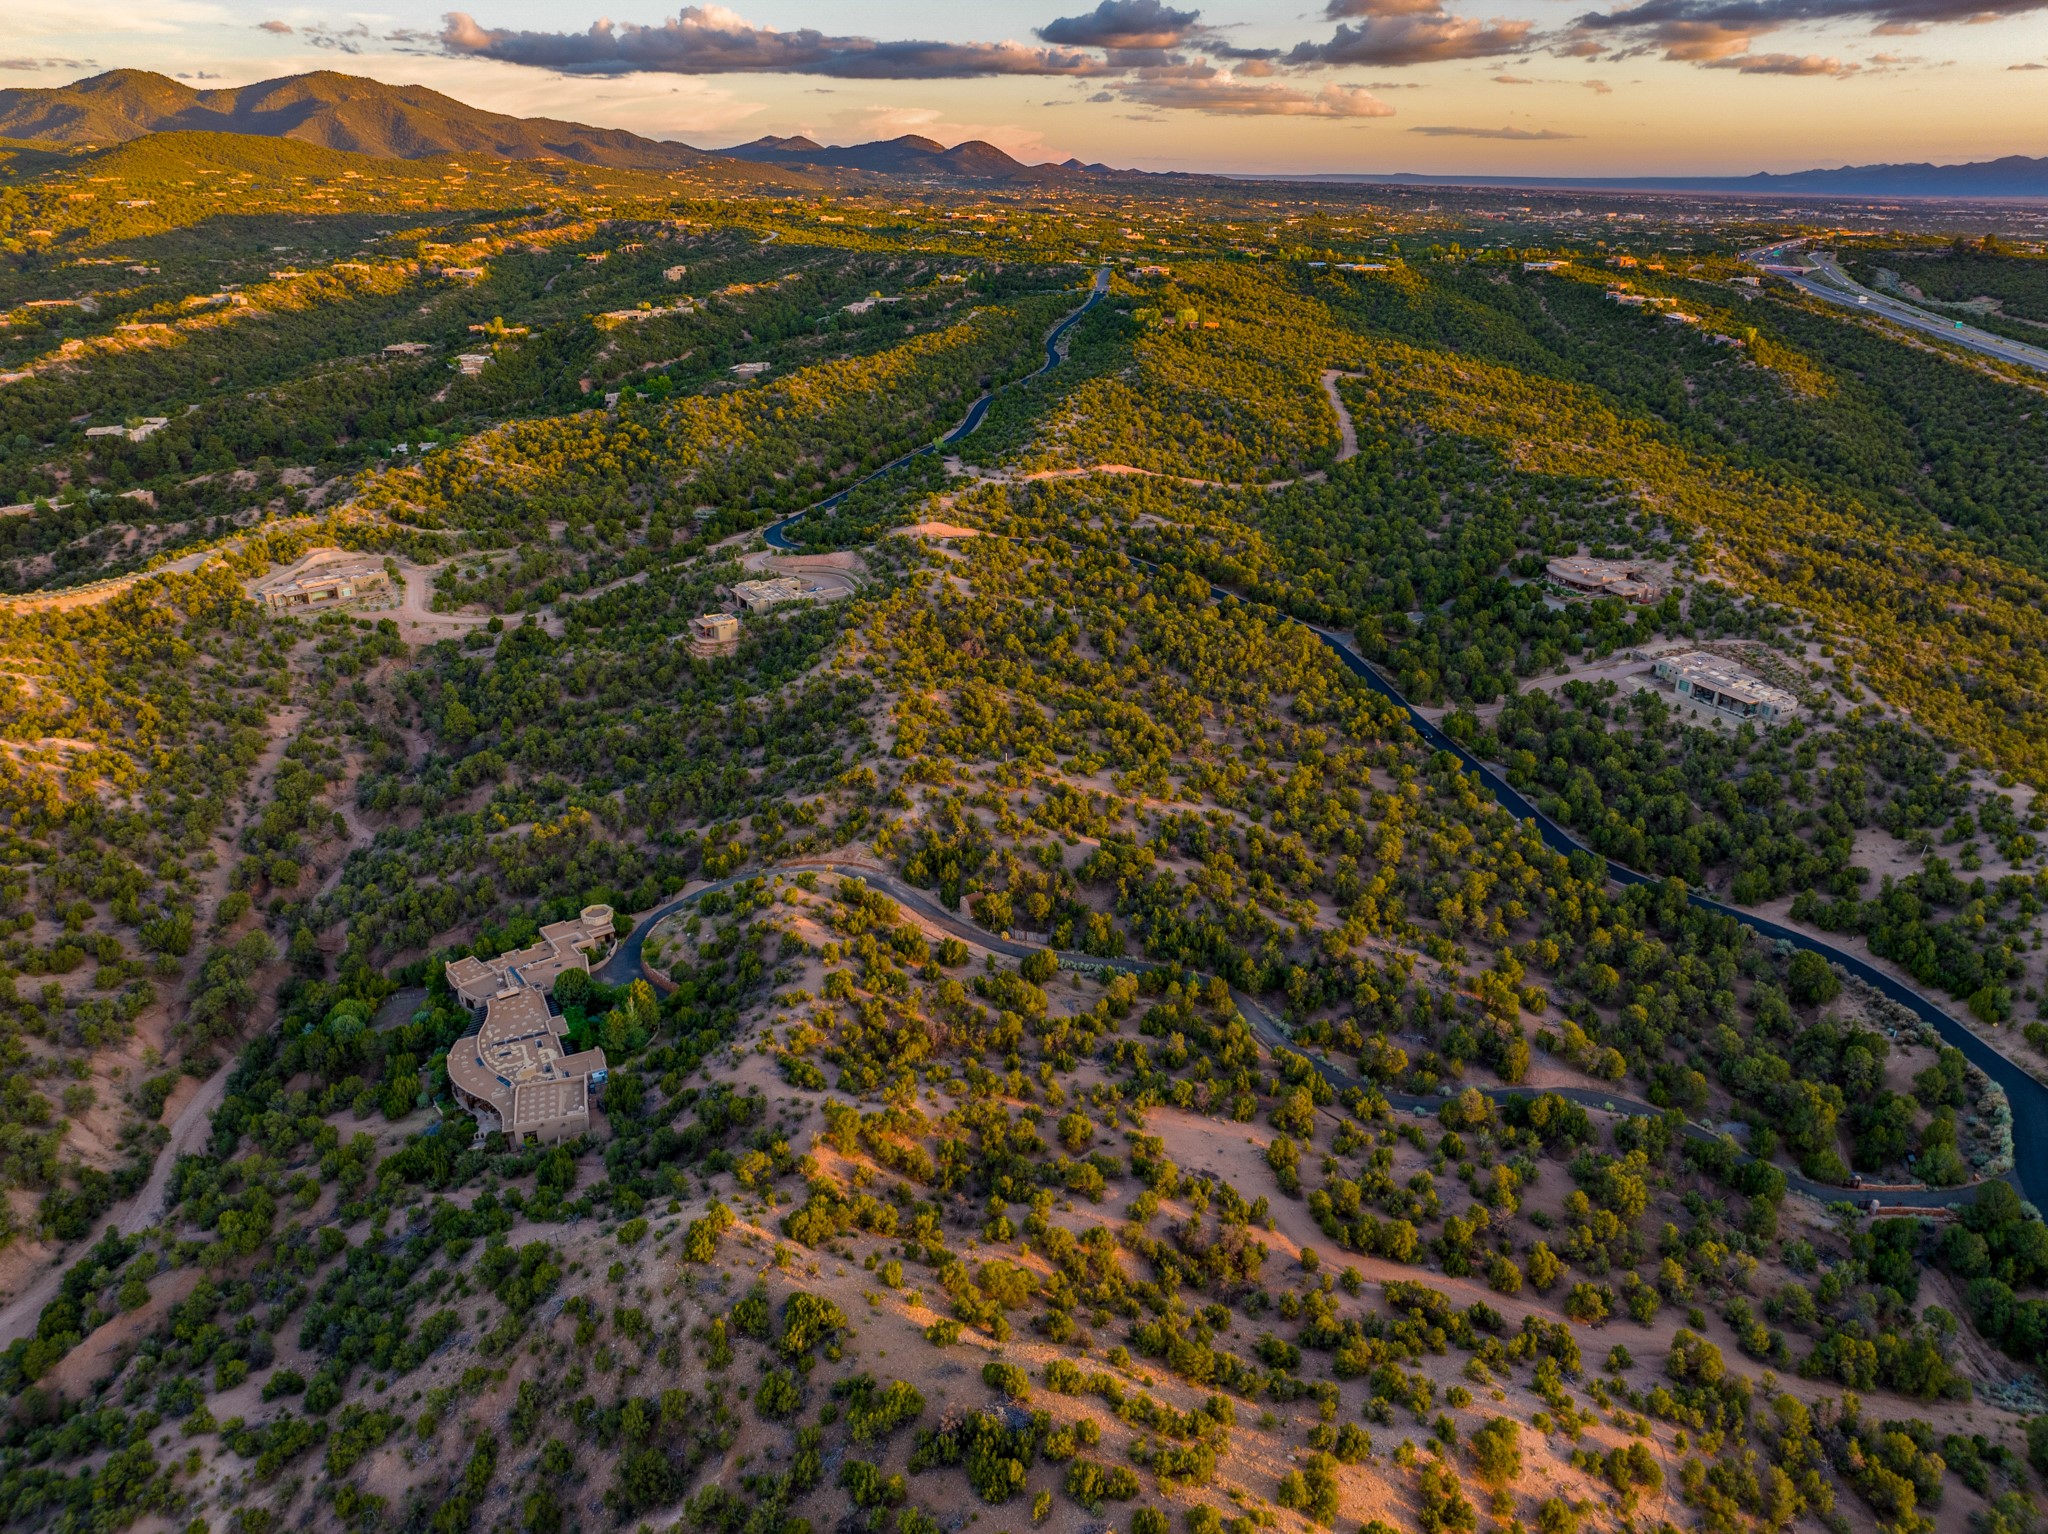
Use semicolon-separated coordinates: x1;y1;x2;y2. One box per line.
1758;248;2048;376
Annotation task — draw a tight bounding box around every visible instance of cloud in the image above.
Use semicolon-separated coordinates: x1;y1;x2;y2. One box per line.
1701;48;1859;68
1118;62;1396;113
2011;56;2047;64
1326;0;1459;16
304;21;374;52
1565;0;2048;67
1584;74;1614;86
1037;0;1202;49
1408;122;1580;136
1493;70;1533;79
255;18;292;31
1287;11;1535;65
441;5;1115;78
0;54;95;68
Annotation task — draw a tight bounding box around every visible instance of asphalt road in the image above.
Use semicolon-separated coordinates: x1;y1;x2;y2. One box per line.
1772;254;2048;376
604;848;1994;1212
1298;625;2032;1209
765;267;1109;551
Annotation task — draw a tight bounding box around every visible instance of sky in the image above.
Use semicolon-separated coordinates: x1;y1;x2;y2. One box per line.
3;0;2048;175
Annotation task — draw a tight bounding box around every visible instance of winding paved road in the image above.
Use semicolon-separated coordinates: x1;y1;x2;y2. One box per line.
764;268;1109;551
601;843;1995;1214
1297;622;2035;1209
732;311;2047;1217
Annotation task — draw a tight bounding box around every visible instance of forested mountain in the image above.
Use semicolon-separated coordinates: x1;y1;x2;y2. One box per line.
0;70;718;170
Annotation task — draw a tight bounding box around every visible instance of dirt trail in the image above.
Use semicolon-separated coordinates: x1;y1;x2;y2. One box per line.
0;683;379;1342
951;461;1313;493
1322;368;1366;462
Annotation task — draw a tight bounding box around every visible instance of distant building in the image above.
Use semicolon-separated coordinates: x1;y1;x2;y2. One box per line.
439;266;487;281
1336;263;1389;273
1522;260;1567;272
1652;651;1800;724
1545;557;1664;605
455;352;491;376
84;417;169;443
445;906;617;1010
383;341;431;356
252;549;394;611
664;265;689;282
729;361;771;378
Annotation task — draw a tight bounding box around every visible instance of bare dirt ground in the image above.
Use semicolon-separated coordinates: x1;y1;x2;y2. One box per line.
391;560;498;641
1322;369;1365;464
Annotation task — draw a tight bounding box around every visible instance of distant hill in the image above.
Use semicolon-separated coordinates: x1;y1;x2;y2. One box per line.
0;68;715;171
708;132;1094;181
1279;156;2048;200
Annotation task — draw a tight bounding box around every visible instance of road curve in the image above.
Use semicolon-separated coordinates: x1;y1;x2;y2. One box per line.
764;268;1110;552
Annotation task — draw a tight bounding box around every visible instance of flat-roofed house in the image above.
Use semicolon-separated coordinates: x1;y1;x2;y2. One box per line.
1652;651;1801;724
445;905;616;1010
1545;557;1664;605
445;986;609;1143
731;576;818;612
687;612;741;657
251;550;395;611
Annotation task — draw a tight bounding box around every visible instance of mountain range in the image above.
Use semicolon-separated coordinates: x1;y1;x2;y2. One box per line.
0;68;2042;199
0;70;1116;184
1271;159;2048;200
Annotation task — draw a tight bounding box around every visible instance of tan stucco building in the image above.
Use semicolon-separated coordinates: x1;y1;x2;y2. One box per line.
444;906;617;1143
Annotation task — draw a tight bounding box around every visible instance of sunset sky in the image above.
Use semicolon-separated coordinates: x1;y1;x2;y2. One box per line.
4;0;2046;175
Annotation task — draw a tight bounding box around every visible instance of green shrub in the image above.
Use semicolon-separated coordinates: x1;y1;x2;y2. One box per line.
1065;1460;1142;1510
756;1370;801;1419
982;1361;1031;1400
